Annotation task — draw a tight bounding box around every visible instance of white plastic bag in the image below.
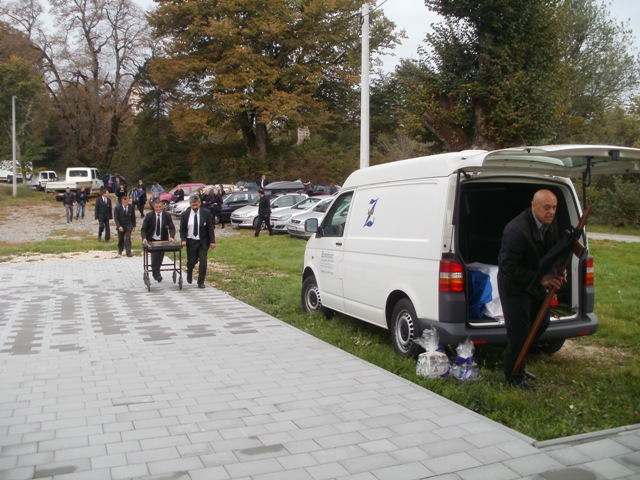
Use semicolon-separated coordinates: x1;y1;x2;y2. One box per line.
415;328;450;378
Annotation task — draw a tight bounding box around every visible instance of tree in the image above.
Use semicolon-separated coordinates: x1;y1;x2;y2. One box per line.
0;22;51;174
400;0;640;151
413;0;569;151
148;0;400;164
1;0;152;170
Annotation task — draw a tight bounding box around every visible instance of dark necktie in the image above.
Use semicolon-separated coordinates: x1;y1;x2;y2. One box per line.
193;211;199;237
124;206;128;215
156;214;161;236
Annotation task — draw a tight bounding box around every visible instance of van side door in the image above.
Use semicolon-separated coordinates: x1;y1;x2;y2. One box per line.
313;192;353;312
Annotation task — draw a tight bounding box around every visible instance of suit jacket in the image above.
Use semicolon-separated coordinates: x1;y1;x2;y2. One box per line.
141;210;176;242
257;195;271;217
114;203;137;231
180;207;215;245
498;207;559;297
94;196;113;220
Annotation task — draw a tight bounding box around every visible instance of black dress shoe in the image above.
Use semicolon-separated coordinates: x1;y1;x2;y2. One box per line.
187;271;193;284
522;369;537;380
126;253;133;257
197;283;205;289
156;275;163;283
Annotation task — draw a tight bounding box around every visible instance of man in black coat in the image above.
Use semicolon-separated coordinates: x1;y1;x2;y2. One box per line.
180;195;216;288
94;188;113;242
141;199;176;282
254;189;273;237
498;189;566;390
114;195;137;257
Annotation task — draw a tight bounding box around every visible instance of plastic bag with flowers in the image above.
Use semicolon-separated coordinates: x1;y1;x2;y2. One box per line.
415;328;450;378
451;337;480;380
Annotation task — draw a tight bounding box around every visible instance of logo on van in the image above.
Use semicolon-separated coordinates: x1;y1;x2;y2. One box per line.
363;198;378;227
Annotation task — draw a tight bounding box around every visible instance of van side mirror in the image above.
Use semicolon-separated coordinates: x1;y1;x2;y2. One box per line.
305;218;321;238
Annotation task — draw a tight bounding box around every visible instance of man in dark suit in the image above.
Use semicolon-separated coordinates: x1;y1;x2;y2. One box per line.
259;174;269;189
180;195;216;288
254;189;273;237
141;199;176;282
498;189;566;390
94;187;113;242
114;195;136;257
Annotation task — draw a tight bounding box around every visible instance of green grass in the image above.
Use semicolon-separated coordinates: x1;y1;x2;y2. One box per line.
1;195;639;440
209;233;640;441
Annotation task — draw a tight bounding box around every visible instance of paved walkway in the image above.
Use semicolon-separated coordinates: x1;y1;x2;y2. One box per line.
0;257;638;480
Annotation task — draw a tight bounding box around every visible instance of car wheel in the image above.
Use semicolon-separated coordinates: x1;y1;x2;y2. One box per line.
301;275;327;314
390;298;421;357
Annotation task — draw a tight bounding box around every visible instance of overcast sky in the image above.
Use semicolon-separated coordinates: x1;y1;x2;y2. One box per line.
377;0;640;72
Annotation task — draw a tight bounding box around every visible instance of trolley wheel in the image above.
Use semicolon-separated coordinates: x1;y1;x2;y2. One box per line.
173;271;177;283
144;272;151;292
179;277;183;290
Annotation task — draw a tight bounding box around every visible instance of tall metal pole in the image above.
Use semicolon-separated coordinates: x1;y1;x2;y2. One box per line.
359;3;370;170
12;96;17;197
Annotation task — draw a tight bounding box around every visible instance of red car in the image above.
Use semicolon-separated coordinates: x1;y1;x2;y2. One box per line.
159;183;206;209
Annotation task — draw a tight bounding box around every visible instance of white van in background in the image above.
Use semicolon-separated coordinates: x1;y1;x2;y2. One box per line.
30;170;58;191
301;145;640;356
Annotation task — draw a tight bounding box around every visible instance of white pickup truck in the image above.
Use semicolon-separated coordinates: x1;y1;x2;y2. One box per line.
46;167;104;199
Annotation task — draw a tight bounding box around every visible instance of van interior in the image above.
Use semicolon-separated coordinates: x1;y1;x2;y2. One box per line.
456;179;575;323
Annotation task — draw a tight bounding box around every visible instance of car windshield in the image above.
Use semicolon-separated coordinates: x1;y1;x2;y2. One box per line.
314;200;332;212
292;197;319;210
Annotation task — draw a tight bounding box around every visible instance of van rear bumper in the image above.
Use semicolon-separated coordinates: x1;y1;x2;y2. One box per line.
418;313;598;346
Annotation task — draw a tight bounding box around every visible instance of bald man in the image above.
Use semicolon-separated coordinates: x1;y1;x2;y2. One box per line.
498;189;566;390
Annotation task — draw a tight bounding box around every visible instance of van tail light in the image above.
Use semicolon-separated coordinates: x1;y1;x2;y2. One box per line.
439;260;464;292
585;256;594;286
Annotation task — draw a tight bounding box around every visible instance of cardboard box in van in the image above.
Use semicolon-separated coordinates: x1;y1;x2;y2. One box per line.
301;145;640;356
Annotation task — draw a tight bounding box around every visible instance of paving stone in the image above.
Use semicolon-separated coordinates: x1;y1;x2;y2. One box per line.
0;258;637;480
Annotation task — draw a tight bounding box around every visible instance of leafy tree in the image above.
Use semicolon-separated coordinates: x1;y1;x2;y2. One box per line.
0;22;51;175
412;0;569;151
555;0;640;143
396;0;640;151
1;0;152;170
148;0;400;165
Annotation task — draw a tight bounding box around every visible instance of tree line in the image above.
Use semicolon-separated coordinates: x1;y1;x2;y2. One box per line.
1;0;639;195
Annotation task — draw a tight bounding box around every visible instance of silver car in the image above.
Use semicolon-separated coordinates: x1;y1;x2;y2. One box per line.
230;193;307;229
287;196;335;239
270;197;323;233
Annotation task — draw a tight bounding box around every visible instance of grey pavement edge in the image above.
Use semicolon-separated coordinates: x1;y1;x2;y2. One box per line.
0;257;639;480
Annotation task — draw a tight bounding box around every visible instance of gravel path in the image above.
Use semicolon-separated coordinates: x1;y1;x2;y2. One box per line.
0;199;238;252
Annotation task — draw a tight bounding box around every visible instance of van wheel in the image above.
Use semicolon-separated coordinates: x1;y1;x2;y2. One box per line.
390;298;421;357
540;339;565;355
301;276;325;314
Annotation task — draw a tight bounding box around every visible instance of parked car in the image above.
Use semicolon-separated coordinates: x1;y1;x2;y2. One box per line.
102;174;127;193
234;180;260;191
270;197;324;233
219;191;261;224
305;184;340;196
160;183;206;210
287;196;335;239
230;193;307;229
6;173;31;184
264;180;305;194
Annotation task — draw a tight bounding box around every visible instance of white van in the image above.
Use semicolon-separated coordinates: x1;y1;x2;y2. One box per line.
30;170;58;191
301;145;640;356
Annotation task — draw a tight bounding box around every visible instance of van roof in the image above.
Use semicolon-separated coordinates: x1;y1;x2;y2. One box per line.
343;145;640;188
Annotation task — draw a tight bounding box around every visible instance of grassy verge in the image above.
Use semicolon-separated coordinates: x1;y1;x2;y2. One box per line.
1;188;638;440
209;232;640;441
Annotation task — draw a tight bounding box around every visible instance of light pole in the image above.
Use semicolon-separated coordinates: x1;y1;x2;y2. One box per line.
360;3;370;170
12;96;17;197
